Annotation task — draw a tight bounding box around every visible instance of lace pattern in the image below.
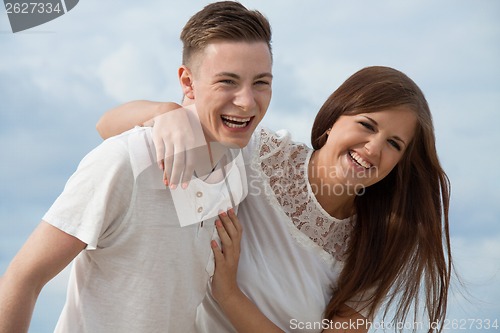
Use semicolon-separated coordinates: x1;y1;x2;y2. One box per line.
254;128;355;262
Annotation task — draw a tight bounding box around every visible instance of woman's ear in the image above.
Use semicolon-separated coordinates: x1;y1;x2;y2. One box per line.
178;65;195;100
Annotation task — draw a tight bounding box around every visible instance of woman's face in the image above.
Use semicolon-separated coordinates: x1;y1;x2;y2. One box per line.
314;106;417;191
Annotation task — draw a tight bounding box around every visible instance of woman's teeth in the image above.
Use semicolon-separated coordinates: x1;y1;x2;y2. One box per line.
349;151;371;169
221;115;251;128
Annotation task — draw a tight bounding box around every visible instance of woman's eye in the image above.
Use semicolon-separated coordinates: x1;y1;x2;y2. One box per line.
388;139;401;151
359;121;374;131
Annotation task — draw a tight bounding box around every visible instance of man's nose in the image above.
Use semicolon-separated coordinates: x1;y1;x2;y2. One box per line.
234;85;257;111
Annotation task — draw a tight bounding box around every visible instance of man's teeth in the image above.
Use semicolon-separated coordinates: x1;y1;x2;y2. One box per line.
222;115;251;122
349;151;371;169
221;115;251;128
225;122;246;128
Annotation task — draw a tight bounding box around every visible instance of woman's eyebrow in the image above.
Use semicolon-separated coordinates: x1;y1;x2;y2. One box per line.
362;115;377;125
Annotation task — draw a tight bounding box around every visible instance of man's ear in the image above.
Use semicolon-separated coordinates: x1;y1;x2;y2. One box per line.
179;65;195;100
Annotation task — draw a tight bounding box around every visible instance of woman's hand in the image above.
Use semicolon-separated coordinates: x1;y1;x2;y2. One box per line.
151;105;210;189
210;211;284;332
211;209;243;305
96;100;210;189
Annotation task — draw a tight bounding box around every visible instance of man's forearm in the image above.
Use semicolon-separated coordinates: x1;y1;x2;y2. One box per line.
0;274;39;333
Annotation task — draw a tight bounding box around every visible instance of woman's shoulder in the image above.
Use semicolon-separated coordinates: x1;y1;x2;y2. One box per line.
257;127;310;160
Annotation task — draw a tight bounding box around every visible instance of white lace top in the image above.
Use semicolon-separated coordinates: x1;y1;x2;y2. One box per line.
195;128;364;333
257;128;355;262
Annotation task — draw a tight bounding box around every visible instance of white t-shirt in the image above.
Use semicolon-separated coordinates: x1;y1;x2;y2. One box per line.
195;128;367;333
43;127;247;333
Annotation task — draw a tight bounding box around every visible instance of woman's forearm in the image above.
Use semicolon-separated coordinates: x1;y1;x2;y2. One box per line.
218;289;284;333
96;100;181;139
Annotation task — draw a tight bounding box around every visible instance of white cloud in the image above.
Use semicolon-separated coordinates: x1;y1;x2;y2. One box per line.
448;235;500;320
98;43;167;101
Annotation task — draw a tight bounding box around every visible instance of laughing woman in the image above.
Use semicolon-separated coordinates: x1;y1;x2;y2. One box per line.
98;66;452;333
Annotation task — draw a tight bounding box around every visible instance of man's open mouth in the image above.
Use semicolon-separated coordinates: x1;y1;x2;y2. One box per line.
221;115;252;128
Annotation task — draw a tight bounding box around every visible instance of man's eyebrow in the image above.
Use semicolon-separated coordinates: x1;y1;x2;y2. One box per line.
215;72;240;79
255;72;273;80
215;72;273;80
362;115;407;147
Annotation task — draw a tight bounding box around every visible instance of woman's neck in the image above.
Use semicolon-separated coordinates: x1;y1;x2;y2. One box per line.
308;151;355;220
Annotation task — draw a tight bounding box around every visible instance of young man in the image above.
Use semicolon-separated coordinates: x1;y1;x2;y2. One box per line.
0;2;273;332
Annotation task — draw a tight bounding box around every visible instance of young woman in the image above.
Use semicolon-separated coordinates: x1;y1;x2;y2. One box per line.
98;66;452;332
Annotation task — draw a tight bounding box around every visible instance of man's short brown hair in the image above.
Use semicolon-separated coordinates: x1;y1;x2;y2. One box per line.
180;1;272;67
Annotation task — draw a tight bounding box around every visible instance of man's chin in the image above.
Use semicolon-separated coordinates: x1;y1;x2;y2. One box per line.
220;140;248;149
214;136;250;149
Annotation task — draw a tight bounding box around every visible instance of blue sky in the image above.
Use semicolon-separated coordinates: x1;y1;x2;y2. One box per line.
1;1;499;332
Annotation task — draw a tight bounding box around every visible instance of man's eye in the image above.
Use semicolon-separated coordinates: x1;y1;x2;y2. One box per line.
219;79;235;85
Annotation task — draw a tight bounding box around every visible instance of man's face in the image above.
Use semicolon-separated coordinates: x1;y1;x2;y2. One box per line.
182;41;273;148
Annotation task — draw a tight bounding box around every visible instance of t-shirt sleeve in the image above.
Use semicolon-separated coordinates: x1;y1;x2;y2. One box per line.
42;138;134;250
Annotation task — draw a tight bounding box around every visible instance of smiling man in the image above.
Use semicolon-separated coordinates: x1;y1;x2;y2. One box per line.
0;2;272;333
180;40;272;149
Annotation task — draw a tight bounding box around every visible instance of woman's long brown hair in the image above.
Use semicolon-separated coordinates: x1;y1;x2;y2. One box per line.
312;66;451;332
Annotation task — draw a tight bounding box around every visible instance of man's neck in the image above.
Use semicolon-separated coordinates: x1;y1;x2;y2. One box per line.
180;100;233;177
208;142;229;167
193;142;232;181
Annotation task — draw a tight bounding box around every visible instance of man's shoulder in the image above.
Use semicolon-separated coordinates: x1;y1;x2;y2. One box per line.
83;127;154;172
103;127;153;153
104;126;151;145
109;127;157;176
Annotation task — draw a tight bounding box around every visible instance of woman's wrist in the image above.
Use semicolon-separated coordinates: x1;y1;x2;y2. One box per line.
215;287;246;311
